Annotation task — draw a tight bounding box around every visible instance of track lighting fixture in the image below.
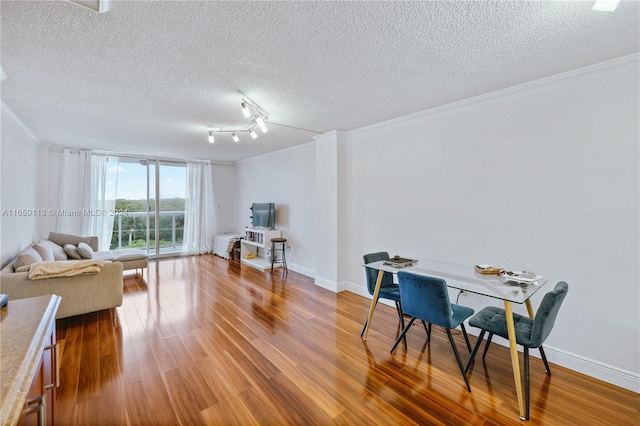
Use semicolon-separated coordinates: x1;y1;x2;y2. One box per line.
206;95;271;144
592;0;620;11
67;0;111;13
241;96;269;131
255;115;268;133
241;101;251;118
206;126;258;143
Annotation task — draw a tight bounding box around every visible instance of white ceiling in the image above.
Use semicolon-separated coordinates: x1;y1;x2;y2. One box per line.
1;1;638;163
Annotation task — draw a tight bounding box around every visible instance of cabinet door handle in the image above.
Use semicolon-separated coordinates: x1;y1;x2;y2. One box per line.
45;342;60;388
23;393;46;426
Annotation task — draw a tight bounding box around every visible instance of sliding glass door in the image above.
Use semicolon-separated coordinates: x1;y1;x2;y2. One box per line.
107;157;186;257
156;161;186;255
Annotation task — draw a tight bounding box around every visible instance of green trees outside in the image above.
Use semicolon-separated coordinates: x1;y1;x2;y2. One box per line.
110;198;185;250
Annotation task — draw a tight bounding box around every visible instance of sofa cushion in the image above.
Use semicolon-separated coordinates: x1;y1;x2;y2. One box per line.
93;251;115;261
14;247;43;269
77;242;94;259
111;248;148;261
15;265;31;273
1;263;16;274
38;239;68;260
63;244;82;259
32;242;55;262
48;232;91;249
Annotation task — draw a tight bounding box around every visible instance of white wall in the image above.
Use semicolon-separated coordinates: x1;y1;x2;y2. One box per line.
235;55;639;391
345;55;639;390
0;104;50;266
236;142;316;276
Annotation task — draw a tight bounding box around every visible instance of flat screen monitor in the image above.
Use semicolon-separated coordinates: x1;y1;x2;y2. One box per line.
252;203;275;228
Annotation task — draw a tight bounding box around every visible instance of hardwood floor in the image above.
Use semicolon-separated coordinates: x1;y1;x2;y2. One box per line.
55;255;638;425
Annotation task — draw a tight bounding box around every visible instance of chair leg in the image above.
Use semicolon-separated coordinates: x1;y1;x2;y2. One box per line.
464;330;486;374
360;298;379;337
446;329;471;392
539;345;551;375
395;301;407;350
524;346;530;420
482;332;494;360
360;318;368;337
460;323;472;352
390;317;415;354
422;321;431;343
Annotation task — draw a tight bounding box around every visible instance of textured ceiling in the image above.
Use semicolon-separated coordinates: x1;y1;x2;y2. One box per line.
1;1;638;162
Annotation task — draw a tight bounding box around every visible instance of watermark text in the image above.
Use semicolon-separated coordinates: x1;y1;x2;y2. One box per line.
1;208;129;217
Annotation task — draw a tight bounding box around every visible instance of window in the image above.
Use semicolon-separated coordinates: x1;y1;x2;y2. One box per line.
106;157;186;256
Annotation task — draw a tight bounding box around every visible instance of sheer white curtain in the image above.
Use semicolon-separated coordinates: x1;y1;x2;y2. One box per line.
182;161;216;255
85;154;118;251
56;149;92;235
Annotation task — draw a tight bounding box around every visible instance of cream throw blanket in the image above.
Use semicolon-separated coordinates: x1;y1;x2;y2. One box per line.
28;260;106;280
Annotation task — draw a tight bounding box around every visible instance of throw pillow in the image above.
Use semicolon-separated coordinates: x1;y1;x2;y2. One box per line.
63;244;82;259
48;232;91;248
77;242;94;259
32;242;55;262
14;247;43;269
39;239;68;260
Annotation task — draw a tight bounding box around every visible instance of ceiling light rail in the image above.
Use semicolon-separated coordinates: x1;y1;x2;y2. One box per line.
206;94;323;144
206;95;270;144
267;121;323;134
207;126;255;144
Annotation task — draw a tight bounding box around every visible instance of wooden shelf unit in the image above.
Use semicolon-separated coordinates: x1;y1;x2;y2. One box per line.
240;228;282;270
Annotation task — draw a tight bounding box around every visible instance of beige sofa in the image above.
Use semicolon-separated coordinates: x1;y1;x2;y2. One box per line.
0;232;132;319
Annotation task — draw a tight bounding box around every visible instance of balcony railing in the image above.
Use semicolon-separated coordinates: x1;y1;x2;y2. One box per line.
111;210;184;254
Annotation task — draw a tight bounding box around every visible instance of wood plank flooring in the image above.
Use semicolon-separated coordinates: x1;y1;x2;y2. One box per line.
55;255;639;425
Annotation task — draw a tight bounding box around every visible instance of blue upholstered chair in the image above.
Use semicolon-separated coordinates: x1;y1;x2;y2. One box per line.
361;252;410;347
391;271;475;391
465;281;569;419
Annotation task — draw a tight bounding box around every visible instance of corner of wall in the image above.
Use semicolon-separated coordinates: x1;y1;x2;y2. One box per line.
1;104;48;265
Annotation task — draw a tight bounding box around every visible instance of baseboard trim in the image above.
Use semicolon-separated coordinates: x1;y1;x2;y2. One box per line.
314;277;340;292
543;346;639;393
478;336;640;393
345;281;395;306
287;263;315;279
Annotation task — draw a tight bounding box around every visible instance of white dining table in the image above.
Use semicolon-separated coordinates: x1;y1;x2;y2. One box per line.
361;258;547;420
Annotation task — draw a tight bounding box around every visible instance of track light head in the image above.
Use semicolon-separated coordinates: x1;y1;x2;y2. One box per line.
241;100;251;118
256;115;268;133
593;0;620;11
249;128;258;139
208;131;214;144
232;132;239;142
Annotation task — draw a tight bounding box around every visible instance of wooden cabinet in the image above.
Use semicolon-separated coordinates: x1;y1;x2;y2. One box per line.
19;319;57;426
0;295;61;426
240;228;282;270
